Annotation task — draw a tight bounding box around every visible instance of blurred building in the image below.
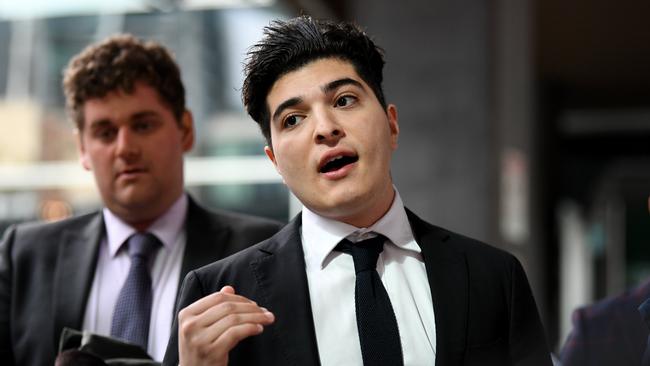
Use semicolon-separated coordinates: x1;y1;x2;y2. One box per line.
0;1;293;235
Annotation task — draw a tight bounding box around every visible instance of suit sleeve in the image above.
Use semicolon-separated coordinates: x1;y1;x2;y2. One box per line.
0;226;16;366
559;309;588;366
508;257;553;366
162;270;208;366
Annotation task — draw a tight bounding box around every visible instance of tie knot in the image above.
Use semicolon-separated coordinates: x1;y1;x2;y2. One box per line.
127;232;161;259
336;234;386;273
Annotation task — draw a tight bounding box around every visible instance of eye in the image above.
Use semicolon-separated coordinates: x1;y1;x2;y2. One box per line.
133;120;154;132
335;95;357;108
283;114;305;128
93;127;117;141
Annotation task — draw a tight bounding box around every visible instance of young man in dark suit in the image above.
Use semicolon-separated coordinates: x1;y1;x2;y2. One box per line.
164;17;552;366
0;34;282;366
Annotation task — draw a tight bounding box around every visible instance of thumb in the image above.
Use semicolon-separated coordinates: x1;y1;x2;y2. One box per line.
220;285;235;294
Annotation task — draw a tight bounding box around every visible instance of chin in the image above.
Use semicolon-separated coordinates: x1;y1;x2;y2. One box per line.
313;198;368;222
114;190;157;209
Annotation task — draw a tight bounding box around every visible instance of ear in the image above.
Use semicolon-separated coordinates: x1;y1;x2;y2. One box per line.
180;110;195;152
264;145;287;185
264;145;278;167
386;104;400;150
75;128;92;171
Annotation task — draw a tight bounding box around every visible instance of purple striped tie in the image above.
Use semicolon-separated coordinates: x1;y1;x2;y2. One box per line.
110;232;161;350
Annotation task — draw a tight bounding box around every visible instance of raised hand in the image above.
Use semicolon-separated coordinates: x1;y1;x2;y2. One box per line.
178;286;275;366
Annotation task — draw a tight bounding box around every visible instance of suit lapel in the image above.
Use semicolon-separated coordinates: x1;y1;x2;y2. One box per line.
250;216;321;366
407;209;469;366
52;213;104;349
178;198;230;290
240;209;468;365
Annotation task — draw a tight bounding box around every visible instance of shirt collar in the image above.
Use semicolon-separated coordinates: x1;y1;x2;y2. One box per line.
103;194;188;257
301;188;419;270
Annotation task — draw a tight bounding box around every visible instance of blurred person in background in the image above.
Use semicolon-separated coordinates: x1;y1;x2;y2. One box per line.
0;34;282;366
560;197;650;366
164;16;552;366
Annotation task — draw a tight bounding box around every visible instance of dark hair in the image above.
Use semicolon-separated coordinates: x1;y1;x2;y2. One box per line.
242;16;386;145
63;34;185;130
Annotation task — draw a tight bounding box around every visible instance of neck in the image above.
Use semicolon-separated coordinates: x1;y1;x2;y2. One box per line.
340;186;396;228
111;192;184;232
130;219;156;232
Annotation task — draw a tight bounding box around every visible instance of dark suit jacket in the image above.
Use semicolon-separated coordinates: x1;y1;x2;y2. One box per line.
560;280;650;366
163;209;552;366
0;196;283;366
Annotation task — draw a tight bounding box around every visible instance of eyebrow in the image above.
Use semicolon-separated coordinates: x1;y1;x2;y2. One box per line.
88;110;159;127
272;96;303;123
270;78;364;123
88;118;112;130
322;78;364;94
131;110;160;120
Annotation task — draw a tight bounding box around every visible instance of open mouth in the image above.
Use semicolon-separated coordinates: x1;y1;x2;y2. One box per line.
319;155;359;173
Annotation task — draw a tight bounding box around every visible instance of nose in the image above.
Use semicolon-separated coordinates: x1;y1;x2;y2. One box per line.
314;109;344;144
115;127;140;160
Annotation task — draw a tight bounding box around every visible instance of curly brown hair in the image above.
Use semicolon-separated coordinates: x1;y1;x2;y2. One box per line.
62;34;186;130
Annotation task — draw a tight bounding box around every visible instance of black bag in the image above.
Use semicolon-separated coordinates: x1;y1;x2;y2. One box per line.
56;328;160;366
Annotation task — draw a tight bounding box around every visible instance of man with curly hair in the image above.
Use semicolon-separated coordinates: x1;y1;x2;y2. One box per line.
0;34;282;366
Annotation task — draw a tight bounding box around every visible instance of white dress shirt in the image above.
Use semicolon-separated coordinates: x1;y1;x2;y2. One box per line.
82;194;187;361
301;190;436;366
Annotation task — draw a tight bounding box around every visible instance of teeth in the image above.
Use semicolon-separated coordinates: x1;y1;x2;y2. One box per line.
327;156;344;164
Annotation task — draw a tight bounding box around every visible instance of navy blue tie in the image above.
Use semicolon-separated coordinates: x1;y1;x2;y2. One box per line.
639;298;650;366
110;232;160;350
336;235;403;366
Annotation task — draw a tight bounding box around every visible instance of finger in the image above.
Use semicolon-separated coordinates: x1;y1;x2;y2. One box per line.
182;307;274;357
190;309;274;349
220;285;235;294
207;307;275;338
212;322;268;356
181;290;255;317
185;301;271;331
187;322;265;363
